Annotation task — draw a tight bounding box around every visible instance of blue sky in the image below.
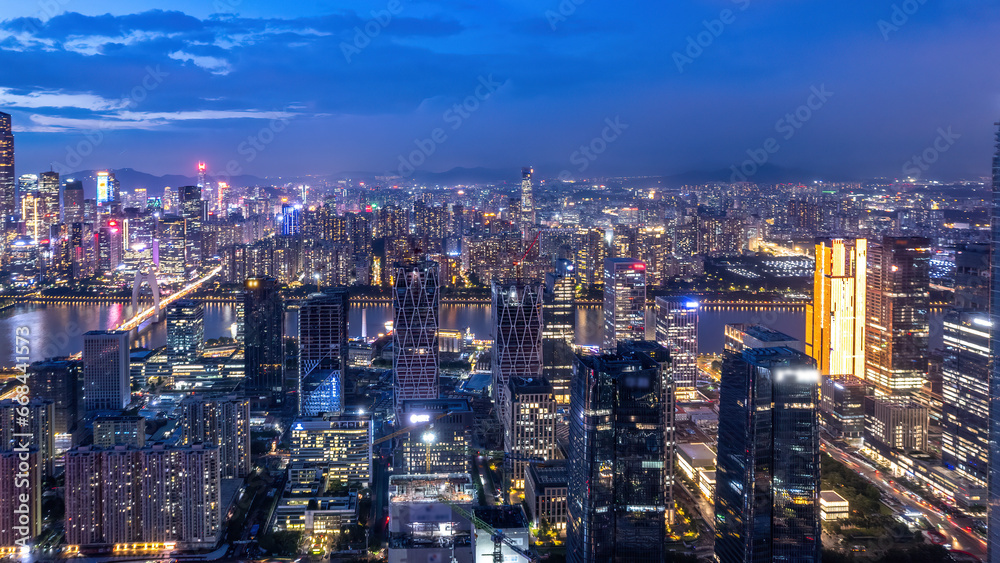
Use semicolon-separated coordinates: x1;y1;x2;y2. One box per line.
1;0;998;181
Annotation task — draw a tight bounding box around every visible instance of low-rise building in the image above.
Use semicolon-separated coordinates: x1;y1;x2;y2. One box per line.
820;491;849;521
388;474;475;563
676;442;716;482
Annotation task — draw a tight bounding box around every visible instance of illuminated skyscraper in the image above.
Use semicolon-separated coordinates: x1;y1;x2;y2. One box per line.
179;395;251;479
520;166;534;237
83;330;131;412
654;296;699;394
158;216;187;283
865;236;931;396
38;170;59;234
393;261;440;413
298;288;350;415
0;111;14;218
941;311;990;489
806;238;867;378
492;280;543;424
543;259;576;404
166;300;205;362
567;341;674;562
602;257;646;351
987;121;1000;563
63;179;85;223
243;277;284;397
715;345;821;563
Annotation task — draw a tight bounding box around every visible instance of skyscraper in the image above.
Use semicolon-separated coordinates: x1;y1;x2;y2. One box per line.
567;341;674;563
0;111;14;218
83;330;131;412
167;300;205;362
158;215;187;283
393;261;440;413
806;237;867;378
179;395;251;479
941;311;990;489
503;377;558;491
298;288;350;414
865;236;931;395
987;121;1000;563
63;179;85;223
715;345;821;563
38;170;59;235
243;277;284;397
602;257;646;351
543;259;576;404
654;295;699;395
520;166;534;238
491;279;543;423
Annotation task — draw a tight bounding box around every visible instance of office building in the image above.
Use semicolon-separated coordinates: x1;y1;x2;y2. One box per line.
863;396;929;460
654;296;699;394
865;236;931;395
941;311;990;488
525;460;568;536
543;259;576;404
492;280;543;423
63;179;84;223
602;258;646;351
83;331;131;412
820;374;867;446
398;398;472;475
806;238;867;378
393;261;440;413
93;415;146;448
243;277;284;397
0;111;13;218
167;300;205;362
179;395;251;479
289;415;372;485
38;170;59;234
715;346;821;563
503;378;558;491
157;216;187;283
567;341;674;563
298;288;350;414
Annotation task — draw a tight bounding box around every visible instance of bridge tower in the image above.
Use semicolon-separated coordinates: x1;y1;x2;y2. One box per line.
132;266;162;321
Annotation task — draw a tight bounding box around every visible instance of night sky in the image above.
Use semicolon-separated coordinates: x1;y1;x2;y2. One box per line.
1;1;998;181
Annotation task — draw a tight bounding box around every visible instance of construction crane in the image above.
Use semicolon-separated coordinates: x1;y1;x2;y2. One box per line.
513;230;541;281
438;497;538;563
341;410;453;456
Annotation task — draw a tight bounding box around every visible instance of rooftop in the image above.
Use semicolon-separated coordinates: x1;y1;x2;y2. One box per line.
473;506;529;530
388;473;474;504
677;443;716;465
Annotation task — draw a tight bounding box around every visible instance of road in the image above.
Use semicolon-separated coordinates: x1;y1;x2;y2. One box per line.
823;440;986;560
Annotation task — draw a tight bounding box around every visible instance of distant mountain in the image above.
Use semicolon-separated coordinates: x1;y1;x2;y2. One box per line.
407;166;519;186
63;168;274;199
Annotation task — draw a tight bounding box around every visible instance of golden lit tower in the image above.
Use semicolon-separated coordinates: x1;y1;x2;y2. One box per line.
806;238;867;378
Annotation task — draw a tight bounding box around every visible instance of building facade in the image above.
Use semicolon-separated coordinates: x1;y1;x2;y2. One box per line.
654;296;699;393
393;261;440;413
602;258;646;351
83;331;131;412
806;238;867;377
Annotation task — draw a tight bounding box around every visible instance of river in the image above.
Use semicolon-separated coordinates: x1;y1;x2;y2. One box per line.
0;303;943;366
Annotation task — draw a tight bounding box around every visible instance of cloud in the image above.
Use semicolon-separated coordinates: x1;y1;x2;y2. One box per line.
0;88;130;111
168;50;232;74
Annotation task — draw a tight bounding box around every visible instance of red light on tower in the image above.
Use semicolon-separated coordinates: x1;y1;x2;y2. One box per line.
197;162;206;172
108;220;117;226
633;263;646;270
